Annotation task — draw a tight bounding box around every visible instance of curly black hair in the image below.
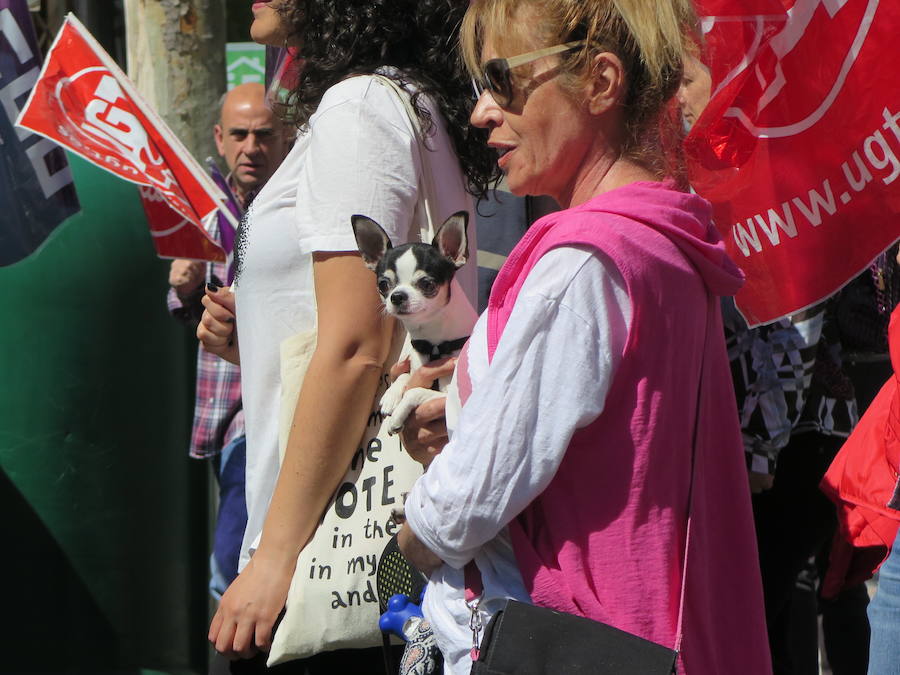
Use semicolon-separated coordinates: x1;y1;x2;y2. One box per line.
276;0;500;199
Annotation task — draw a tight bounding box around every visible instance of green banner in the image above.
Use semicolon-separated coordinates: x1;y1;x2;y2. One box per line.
0;154;207;673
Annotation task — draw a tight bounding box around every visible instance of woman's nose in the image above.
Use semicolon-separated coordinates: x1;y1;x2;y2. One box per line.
470;90;502;129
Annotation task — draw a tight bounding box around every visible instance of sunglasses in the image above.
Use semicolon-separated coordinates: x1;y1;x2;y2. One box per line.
471;41;585;108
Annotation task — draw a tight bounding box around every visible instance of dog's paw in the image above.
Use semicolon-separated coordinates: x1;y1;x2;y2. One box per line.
385;387;445;436
380;393;401;417
385;412;408;436
380;376;408;415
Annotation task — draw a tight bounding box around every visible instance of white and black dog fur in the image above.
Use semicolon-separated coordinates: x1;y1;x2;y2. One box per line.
352;211;477;436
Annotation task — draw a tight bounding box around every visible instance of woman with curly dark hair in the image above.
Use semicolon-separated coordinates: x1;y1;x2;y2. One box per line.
276;0;498;196
198;1;496;672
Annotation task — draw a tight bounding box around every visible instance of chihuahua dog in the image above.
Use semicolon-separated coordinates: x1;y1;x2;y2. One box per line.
352;211;477;437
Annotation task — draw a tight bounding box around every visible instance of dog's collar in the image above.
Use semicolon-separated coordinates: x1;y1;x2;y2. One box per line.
410;336;470;361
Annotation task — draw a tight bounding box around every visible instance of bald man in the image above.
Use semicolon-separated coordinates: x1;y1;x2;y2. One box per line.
167;83;288;600
169;83;288;296
213;81;287;204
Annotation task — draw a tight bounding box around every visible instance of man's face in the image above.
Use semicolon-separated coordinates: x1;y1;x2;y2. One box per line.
213;87;286;198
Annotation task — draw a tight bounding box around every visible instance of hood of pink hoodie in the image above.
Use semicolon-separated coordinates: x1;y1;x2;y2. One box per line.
572;181;744;298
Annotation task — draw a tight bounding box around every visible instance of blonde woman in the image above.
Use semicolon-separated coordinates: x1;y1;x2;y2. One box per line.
398;1;772;673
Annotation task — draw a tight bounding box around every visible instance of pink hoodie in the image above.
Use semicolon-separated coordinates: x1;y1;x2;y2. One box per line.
477;181;771;674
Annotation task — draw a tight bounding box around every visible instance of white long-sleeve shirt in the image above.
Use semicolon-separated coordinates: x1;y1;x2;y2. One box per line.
405;245;632;674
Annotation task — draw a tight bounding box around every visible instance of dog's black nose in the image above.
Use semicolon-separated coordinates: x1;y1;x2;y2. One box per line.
390;291;407;306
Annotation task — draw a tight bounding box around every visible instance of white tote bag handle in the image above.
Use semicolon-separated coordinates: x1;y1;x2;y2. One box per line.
373;74;439;242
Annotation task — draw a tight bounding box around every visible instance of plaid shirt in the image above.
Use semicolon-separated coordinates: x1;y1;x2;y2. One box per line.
167;232;244;460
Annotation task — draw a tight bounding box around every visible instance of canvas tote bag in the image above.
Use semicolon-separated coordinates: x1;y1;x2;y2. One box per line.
267;74;443;665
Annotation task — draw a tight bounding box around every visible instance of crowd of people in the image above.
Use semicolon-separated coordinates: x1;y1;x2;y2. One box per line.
164;1;900;674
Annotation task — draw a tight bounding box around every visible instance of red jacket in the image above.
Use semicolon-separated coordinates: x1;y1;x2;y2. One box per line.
820;306;900;598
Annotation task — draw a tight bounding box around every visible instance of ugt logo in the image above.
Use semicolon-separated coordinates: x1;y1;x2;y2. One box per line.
54;66;182;199
708;0;878;138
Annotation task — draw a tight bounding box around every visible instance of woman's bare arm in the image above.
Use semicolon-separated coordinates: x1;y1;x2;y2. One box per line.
209;251;394;658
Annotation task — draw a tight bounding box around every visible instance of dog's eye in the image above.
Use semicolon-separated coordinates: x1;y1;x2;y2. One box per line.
377;278;391;296
417;278;436;295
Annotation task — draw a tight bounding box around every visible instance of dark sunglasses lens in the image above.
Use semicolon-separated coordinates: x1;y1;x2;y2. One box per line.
484;60;511;107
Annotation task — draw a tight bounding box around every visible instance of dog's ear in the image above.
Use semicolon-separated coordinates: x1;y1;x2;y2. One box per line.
351;215;392;271
432;211;469;268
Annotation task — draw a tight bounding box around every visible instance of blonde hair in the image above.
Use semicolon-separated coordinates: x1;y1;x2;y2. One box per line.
461;0;698;176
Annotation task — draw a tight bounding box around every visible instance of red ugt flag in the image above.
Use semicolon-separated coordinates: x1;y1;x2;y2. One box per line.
687;0;900;326
15;14;227;263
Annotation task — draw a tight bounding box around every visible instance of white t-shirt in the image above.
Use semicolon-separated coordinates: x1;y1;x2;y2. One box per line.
233;73;477;570
405;245;632;675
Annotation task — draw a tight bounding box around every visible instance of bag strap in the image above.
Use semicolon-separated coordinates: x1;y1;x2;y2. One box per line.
372;74;438;241
370;73;437;675
673;293;712;656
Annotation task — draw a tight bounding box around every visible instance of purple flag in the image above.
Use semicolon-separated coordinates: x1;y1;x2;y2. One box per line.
0;0;79;266
203;157;241;283
204;157;239;254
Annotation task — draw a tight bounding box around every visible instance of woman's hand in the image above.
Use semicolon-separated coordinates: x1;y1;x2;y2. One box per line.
208;550;296;659
392;357;456;466
398;524;443;577
198;285;240;365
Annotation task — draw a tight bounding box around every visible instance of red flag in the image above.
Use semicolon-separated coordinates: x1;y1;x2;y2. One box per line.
686;0;900;326
138;186;226;262
15;14;227;262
